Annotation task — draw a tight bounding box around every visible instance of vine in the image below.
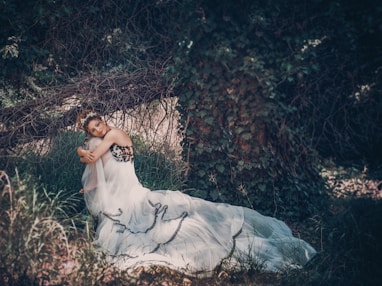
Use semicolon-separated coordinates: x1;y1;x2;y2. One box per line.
171;0;335;218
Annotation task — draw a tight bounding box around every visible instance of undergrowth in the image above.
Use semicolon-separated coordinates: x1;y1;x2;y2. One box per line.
0;134;381;285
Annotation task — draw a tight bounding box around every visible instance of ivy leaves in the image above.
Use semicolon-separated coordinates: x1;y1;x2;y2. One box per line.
172;0;328;218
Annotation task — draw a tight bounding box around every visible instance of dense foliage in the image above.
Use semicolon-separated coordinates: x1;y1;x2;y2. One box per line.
169;0;381;216
0;0;178;80
0;0;381;217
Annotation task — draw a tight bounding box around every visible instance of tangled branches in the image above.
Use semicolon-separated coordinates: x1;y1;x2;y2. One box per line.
0;63;175;149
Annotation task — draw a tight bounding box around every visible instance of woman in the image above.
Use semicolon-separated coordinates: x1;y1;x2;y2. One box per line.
76;110;317;276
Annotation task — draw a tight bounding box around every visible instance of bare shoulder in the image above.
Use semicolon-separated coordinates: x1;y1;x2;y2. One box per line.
105;127;132;145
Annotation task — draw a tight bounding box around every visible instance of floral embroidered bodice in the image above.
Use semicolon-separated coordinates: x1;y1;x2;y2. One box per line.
110;144;134;162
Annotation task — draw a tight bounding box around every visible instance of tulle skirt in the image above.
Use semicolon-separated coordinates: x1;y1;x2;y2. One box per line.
81;138;316;276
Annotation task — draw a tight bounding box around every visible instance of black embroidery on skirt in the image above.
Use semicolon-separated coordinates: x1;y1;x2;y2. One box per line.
228;227;242;257
150;211;188;254
101;201;188;236
101;200;189;257
110;253;138;259
214;227;243;273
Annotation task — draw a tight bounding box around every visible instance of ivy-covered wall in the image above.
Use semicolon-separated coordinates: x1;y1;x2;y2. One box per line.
171;0;364;218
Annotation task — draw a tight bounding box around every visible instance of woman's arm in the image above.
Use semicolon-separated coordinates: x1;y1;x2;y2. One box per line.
77;147;95;163
77;129;131;164
86;129;129;163
77;146;88;157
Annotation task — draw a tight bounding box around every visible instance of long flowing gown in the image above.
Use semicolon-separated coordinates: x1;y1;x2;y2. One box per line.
81;137;316;276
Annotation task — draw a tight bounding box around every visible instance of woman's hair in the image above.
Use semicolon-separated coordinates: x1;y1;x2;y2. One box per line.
76;110;103;132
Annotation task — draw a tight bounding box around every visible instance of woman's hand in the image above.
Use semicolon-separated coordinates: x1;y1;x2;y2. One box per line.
77;146;87;157
78;147;95;163
85;150;95;163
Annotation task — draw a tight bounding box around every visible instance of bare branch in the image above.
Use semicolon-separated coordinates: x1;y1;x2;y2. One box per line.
0;66;175;149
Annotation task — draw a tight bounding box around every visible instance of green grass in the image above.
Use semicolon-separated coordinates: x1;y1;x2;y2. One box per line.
0;133;381;285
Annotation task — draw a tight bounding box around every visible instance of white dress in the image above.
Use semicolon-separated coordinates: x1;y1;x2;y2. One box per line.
81;137;316;276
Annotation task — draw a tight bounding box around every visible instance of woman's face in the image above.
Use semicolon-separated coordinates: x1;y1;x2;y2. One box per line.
86;118;108;137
